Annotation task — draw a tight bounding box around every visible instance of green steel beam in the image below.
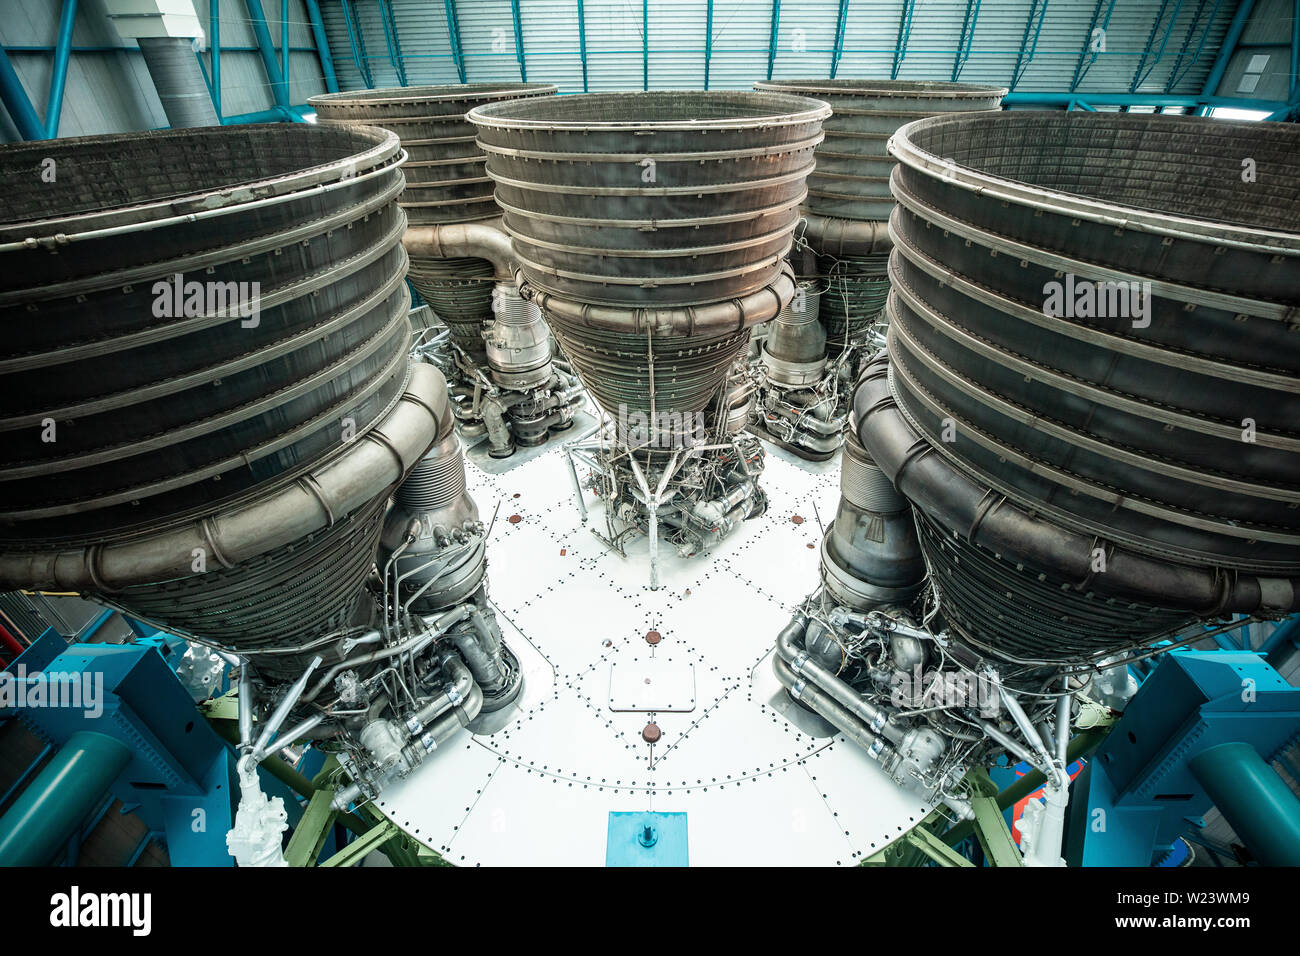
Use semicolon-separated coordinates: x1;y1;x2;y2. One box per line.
891;0;916;79
951;0;980;81
766;0;781;82
510;0;527;81
204;696;369;838
704;0;714;88
642;0;649;90
284;786;338;867
1009;0;1049;91
905;825;975;867
320;817;396;867
1131;0;1183;93
1165;0;1219;92
830;0;850;79
572;0;587;91
969;794;1024;867
444;0;466;83
379;0;407;86
942;727;1110;849
1070;0;1118;91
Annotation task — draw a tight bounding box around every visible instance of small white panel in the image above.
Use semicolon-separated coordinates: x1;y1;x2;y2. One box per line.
608;656;696;712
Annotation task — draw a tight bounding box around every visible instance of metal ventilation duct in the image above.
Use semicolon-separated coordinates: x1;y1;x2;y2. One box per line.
136;36;220;128
469;91;830;445
309;83;556;362
0;124;434;675
861;111;1300;661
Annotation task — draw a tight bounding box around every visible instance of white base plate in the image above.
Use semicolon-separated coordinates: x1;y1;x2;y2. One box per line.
372;437;932;866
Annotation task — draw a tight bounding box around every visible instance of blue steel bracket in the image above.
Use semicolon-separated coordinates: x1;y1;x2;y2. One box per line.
3;642;249;865
607;811;688;866
1066;650;1300;866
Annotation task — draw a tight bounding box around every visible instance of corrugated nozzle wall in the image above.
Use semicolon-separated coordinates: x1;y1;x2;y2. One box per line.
469;91;830;444
310;83;558;354
858;111;1300;661
0;125;442;673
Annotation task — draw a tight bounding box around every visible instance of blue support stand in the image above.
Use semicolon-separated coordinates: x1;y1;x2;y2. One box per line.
1067;650;1300;867
0;634;297;866
606;811;688;867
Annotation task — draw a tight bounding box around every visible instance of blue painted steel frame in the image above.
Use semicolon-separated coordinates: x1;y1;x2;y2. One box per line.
951;0;980;81
1201;0;1257;99
891;0;916;79
281;0;291;102
305;0;340;93
704;0;714;88
1010;0;1049;91
1;639;241;866
1065;650;1300;867
1005;91;1287;111
340;0;373;88
1293;0;1299;100
0;0;76;141
210;0;223;118
244;0;292;111
830;0;850;79
1130;0;1183;93
1164;0;1218;92
510;0;527;81
0;632;303;866
445;0;467;83
1070;0;1118;92
45;0;78;138
576;0;589;92
0;42;45;140
766;0;781;82
378;0;407;86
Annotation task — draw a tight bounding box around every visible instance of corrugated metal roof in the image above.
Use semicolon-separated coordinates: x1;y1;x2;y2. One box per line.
520;0;584;91
309;0;1285;108
1;0;1291;144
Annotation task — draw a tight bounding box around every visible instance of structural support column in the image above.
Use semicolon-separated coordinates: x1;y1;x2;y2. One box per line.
244;0;292;114
1189;742;1300;867
45;0;79;137
0;732;131;866
0;43;44;140
304;0;338;92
